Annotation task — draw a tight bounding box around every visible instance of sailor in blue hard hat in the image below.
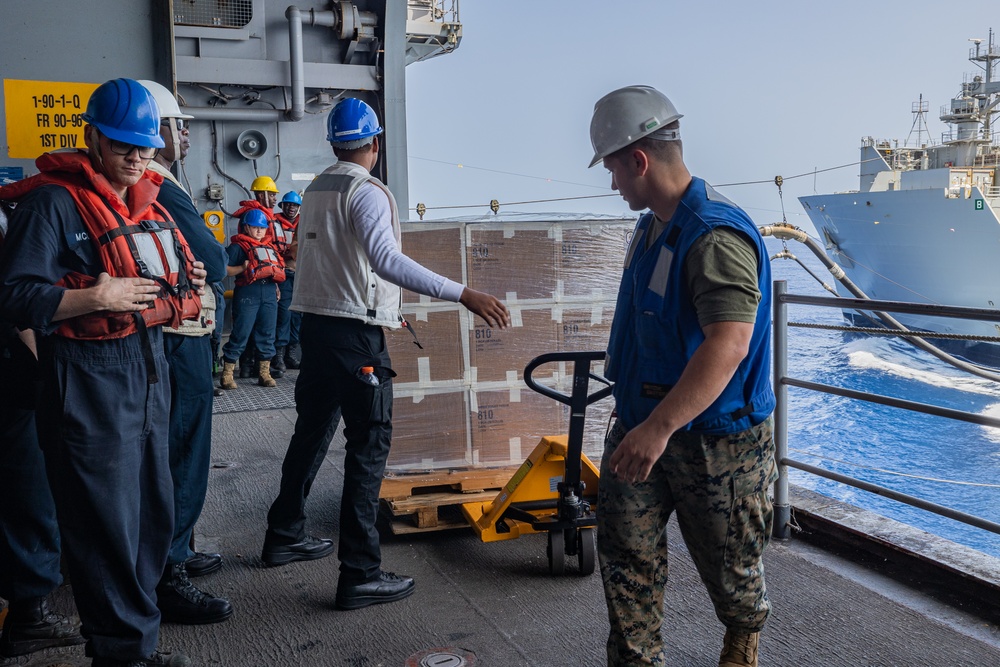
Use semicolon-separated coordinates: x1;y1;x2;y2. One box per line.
0;77;207;667
279;190;302;216
325;97;383;148
261;97;510;610
82;77;165;191
219;208;286;390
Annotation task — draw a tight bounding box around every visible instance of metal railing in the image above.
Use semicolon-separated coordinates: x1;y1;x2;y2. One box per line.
771;281;1000;539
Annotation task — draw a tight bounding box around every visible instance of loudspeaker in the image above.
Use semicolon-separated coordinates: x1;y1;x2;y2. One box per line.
236;130;268;159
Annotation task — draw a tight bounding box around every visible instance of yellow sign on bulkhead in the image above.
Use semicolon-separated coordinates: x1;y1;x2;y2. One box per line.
4;79;99;159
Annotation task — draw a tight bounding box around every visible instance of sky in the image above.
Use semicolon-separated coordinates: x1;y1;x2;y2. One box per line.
404;1;998;231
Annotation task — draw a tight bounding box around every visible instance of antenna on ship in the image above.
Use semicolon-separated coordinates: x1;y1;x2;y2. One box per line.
906;93;930;147
967;29;999;142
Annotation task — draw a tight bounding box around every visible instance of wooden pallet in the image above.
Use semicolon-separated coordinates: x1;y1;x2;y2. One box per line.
383;489;500;534
379;467;518;534
379;467;517;501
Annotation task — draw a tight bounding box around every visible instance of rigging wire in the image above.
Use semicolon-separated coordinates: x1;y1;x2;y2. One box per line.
409;154;881;214
713;155;886;188
409;156;608;191
415;193;619;213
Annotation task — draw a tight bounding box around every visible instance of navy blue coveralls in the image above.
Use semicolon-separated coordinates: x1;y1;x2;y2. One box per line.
0;185;173;661
221;243;279;363
157;177;228;566
0;325;61;607
275;268;299;349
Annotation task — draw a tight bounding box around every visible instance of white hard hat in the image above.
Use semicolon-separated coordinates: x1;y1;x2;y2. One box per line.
588;85;682;168
137;79;193;120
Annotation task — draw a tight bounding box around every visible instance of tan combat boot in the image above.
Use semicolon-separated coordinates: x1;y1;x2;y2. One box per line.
219;361;237;390
719;630;758;667
257;359;277;387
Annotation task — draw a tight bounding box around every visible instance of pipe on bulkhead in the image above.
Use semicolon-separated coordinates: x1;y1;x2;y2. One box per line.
179;5;337;122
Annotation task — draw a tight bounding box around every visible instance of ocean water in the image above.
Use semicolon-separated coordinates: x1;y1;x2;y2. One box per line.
766;237;1000;559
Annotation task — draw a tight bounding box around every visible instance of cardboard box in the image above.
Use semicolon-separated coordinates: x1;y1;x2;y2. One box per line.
555;304;615;354
557;222;632;300
470;386;565;466
388;389;470;469
466;226;558;301
469;306;559;383
399;223;465;305
386;307;466;385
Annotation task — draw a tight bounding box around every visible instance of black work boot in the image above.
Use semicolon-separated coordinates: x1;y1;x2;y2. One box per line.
0;595;86;657
272;346;287;372
335;570;415;610
156;563;233;625
284;342;301;369
238;348;255;378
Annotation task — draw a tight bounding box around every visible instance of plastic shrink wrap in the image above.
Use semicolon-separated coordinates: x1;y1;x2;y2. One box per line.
385;214;633;472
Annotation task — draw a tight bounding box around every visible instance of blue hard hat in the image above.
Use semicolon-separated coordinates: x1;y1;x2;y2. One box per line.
326;98;382;148
280;191;302;205
242;209;269;228
82;78;165;149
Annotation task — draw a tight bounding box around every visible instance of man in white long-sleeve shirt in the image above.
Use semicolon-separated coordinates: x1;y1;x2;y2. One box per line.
262;98;510;610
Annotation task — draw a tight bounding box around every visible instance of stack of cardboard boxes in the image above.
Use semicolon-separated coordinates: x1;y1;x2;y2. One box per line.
385;216;634;472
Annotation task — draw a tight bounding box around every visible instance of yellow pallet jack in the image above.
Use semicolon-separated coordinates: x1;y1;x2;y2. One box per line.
462;351;612;575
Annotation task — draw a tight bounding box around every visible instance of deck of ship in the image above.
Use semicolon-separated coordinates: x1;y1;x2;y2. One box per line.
6;370;1000;667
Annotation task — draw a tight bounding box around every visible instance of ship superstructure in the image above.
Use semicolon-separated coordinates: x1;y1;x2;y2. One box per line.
0;0;463;229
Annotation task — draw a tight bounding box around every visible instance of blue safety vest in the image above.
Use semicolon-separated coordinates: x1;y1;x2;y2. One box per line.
605;177;774;434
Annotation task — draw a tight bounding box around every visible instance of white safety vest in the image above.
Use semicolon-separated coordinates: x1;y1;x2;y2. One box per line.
291;160;403;328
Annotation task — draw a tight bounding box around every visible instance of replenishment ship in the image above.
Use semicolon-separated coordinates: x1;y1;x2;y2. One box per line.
799;31;1000;366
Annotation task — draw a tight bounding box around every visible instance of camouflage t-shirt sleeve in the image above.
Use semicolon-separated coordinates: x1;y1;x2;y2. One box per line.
684;227;761;327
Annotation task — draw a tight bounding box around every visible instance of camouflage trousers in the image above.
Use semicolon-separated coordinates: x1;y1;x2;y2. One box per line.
597;416;777;666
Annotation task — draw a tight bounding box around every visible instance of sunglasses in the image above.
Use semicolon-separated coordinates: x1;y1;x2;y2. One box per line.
105;136;158;159
160;118;187;131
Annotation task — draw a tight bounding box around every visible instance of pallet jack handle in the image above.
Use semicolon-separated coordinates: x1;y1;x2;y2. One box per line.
523;351;613;495
523;351;613;406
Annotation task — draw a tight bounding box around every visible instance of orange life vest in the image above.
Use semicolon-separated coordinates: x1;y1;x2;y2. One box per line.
0;150;202;340
231;233;286;287
273;212;298;260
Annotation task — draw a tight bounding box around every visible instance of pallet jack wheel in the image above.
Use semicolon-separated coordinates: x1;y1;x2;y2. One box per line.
547;530;565;575
577;528;595;575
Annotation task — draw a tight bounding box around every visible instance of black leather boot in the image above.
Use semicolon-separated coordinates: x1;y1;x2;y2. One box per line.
0;595;85;657
335;570;415;610
284;342;301;369
156;563;233;625
238;348;254;378
272;346;287;372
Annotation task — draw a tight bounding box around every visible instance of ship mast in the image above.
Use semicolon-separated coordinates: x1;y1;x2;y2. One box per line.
937;31;1000;166
906;93;930;147
968;28;1000;142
